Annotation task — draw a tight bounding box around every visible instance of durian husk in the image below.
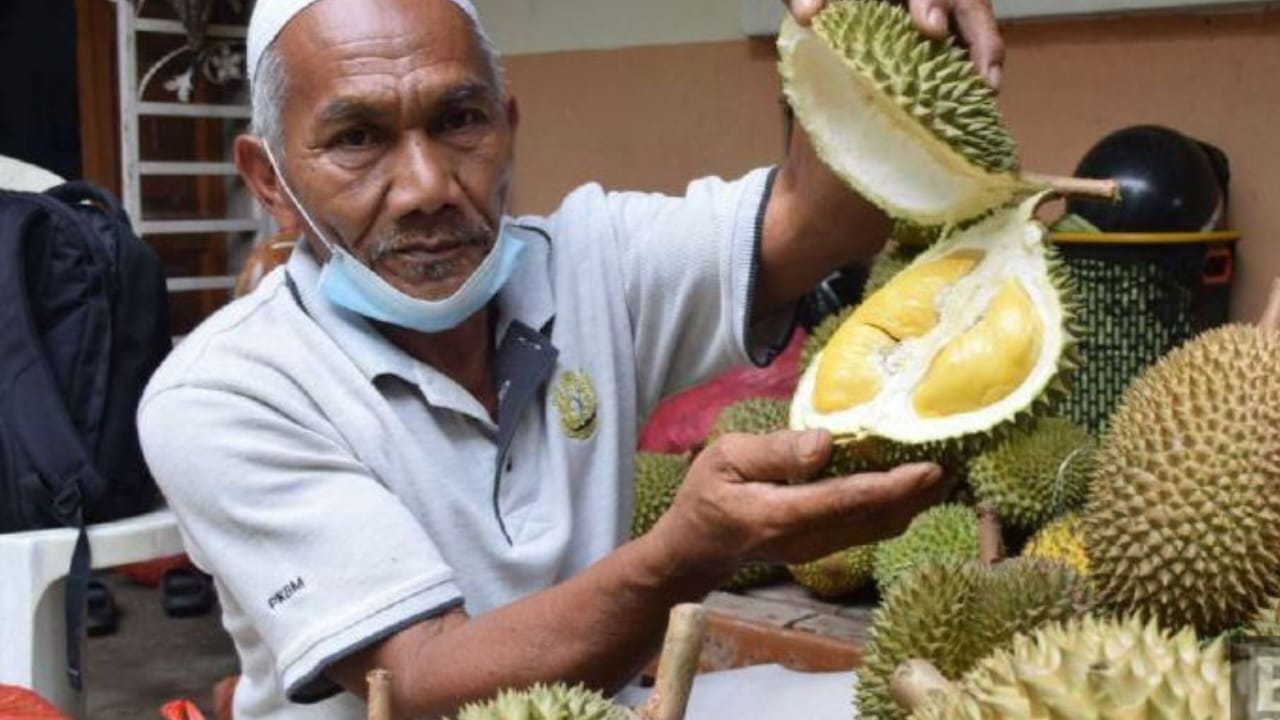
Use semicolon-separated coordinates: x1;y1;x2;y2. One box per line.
630;452;688;539
787;543;877;599
1084;322;1280;636
856;557;1086;720
966;417;1096;531
873;504;979;592
453;682;633;720
901;616;1231;719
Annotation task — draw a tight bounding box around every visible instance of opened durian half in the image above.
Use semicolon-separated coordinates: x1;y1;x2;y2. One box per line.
791;194;1076;462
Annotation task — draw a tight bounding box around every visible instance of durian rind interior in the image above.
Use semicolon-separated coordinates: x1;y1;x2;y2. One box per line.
777;2;1030;225
791;194;1069;451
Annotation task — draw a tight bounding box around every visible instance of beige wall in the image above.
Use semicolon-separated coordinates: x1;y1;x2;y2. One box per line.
503;10;1280;322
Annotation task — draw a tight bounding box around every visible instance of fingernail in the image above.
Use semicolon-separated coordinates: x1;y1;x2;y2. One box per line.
986;65;1003;91
927;7;946;31
923;464;944;484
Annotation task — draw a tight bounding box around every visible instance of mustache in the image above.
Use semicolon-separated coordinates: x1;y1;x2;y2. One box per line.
366;218;494;264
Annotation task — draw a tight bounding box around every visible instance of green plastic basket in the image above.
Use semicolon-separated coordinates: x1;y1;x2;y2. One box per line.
1051;230;1240;435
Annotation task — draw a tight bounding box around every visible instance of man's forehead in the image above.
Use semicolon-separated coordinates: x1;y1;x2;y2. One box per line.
247;0;487;86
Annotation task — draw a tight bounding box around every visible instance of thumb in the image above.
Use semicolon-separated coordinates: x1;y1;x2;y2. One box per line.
717;429;833;485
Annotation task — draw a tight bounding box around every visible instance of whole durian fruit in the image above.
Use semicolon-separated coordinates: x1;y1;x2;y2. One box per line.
966;417;1095;531
1084;323;1280;635
454;682;633;720
904;616;1231;719
857;558;1084;720
873;504;978;591
629;452;687;539
1021;512;1088;578
705;397;790;444
787;543;877;599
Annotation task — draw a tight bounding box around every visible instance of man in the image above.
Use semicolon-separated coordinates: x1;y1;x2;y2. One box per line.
137;0;1005;717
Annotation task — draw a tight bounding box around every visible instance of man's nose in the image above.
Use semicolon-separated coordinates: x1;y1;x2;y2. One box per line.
385;132;458;218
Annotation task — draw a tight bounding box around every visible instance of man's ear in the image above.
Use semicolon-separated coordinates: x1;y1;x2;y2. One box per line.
504;94;520;136
234;134;301;236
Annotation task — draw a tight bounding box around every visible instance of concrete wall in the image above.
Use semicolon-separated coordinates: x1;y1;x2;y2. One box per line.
498;8;1280;322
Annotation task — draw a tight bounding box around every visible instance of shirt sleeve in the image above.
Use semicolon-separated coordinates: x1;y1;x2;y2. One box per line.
604;166;798;416
137;384;463;704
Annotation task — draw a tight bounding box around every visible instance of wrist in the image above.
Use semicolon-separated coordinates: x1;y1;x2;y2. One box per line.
632;516;735;599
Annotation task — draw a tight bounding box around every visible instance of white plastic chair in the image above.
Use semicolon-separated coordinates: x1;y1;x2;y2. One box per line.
0;509;185;717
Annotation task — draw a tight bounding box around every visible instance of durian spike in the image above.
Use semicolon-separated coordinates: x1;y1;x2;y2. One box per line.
889;659;955;712
366;669;392;720
1259;278;1280;333
638;603;707;720
1021;173;1120;202
977;502;1005;565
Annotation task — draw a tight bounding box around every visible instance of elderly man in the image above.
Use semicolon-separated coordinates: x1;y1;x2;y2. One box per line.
137;0;1004;717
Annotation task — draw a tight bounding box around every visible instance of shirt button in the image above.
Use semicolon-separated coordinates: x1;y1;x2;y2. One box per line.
505;457;514;473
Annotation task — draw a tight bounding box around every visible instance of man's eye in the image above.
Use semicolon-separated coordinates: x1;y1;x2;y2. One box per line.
440;108;487;133
336;128;374;148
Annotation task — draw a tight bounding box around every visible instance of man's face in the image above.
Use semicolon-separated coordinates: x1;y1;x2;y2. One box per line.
273;0;514;301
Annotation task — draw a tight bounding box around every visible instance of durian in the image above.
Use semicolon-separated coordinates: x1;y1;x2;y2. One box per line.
901;616;1231;719
453;682;632;720
857;557;1084;720
790;193;1080;469
1084;323;1280;635
802;306;856;371
873;504;978;591
629;452;687;539
787;543;877;599
1021;512;1088;578
864;239;927;298
780;0;1043;225
966;417;1095;531
721;562;789;592
1249;595;1280;637
705;397;790;443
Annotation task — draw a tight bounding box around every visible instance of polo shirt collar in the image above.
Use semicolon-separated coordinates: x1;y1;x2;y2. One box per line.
283;222;556;390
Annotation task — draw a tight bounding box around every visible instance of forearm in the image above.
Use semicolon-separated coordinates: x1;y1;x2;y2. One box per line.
332;531;725;718
754;123;892;317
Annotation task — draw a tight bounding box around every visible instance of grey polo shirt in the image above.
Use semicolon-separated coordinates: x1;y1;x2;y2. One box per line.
137;166;794;719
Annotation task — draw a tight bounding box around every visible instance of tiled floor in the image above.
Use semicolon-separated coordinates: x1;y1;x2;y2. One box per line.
84;572;237;719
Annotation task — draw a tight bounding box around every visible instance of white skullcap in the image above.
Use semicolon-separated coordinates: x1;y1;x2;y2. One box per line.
246;0;488;85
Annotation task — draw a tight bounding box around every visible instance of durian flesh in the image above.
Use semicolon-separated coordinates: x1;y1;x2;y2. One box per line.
778;1;1032;225
791;194;1071;459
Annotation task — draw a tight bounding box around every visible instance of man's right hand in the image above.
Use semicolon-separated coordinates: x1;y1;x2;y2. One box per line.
649;429;949;577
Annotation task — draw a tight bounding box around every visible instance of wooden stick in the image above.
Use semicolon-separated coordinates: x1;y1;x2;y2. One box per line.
1022;172;1120;201
977;502;1004;566
889;659;956;713
367;669;393;720
1260;278;1280;334
638;604;708;720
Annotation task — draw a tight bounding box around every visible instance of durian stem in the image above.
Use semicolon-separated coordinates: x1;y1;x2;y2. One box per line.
366;669;392;720
1260;278;1280;333
638;603;707;720
977;503;1005;565
889;659;955;712
1022;172;1120;201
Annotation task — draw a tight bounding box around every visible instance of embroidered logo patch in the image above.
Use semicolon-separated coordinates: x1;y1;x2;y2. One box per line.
552;370;598;440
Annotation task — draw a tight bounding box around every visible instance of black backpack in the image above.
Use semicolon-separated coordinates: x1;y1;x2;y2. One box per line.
0;181;172;689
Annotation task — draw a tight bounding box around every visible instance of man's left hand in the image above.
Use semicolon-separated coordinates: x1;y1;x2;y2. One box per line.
783;0;1004;91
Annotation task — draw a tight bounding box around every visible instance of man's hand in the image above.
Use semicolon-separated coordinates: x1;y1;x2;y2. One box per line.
783;0;1004;91
650;429;950;573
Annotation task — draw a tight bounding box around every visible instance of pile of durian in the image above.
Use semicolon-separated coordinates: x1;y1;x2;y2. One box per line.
452;2;1280;718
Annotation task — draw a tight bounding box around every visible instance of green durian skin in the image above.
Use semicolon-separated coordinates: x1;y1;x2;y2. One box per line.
857;558;1084;720
706;397;791;444
966;417;1096;531
908;616;1231;720
811;0;1018;174
454;682;633;720
873;504;979;591
630;452;687;539
788;544;877;598
1084;324;1280;636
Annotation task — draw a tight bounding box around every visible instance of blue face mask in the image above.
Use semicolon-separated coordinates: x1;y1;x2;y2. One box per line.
264;147;526;334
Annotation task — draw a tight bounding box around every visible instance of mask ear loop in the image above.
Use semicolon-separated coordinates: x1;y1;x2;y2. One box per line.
261;143;342;257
